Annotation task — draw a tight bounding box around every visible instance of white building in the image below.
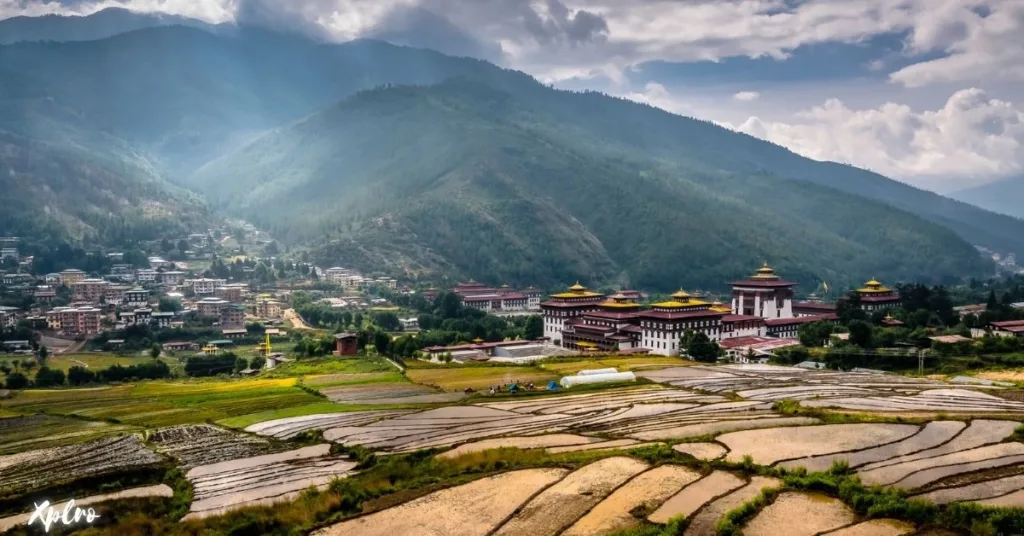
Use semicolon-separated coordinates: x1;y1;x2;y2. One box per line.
730;264;795;320
186;278;226;296
136;269;158;283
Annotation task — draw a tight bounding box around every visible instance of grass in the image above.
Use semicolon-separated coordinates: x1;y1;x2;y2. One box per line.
304;371;407;388
406;366;557;391
265;356;394;377
537;356;691;376
0;353;176;381
0;378;324;428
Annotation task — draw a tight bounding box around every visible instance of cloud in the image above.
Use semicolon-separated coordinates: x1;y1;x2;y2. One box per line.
6;0;1019;89
620;82;692;115
731;88;1024;190
733;91;760;101
889;0;1024;87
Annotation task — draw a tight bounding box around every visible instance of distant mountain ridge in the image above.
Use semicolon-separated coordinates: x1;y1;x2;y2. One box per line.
0;7;222;45
951;176;1024;220
0;22;1016;288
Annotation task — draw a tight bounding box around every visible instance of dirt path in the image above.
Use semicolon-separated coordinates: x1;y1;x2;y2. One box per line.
283;309;313;330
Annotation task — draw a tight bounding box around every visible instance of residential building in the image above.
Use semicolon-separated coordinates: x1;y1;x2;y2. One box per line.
33;287;56;304
540;283;607;344
399;317;420;331
159;271;185;286
187;278;225;296
73;278;110;303
103;285;130;306
991;320;1024;338
324;267;352;284
107;252;124;262
730;264;795;319
148;256;173;268
59;268;87;285
48;306;103;336
0;306;18;329
524;287;543;310
215;284;246;303
124;287;150;308
219;304;246;328
44;273;61;285
720;336;800;363
256;298;282;319
854;279;901;311
118;308;152;327
1;248;18;261
151;311;175;328
197;297;231;317
1;273;33;286
136;269;158;283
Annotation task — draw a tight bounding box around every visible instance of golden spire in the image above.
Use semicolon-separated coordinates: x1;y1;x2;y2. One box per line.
751;262;780;280
569;281;586;292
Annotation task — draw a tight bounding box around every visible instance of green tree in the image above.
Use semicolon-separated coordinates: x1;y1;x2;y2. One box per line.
524;315;543;340
798;321;833;347
373;331;391;355
848;320;874;348
33;366;65;388
681;330;720;363
250;355;266;371
5;372;28;389
235;356;249;373
37;345;48;364
149;343;162;359
159;297;182;312
67;365;96;386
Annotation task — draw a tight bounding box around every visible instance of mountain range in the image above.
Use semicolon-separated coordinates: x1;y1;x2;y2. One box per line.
951;176;1024;220
0;10;1021;291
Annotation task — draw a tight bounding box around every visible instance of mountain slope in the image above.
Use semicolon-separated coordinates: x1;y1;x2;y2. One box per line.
0;76;215;246
0;26;519;174
951;176;1024;219
192;81;991;290
0;7;219;44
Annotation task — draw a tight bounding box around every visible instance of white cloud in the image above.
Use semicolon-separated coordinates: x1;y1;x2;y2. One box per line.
733;91;760;102
890;0;1024;87
620;82;692;114
731;88;1024;190
5;0;1020;89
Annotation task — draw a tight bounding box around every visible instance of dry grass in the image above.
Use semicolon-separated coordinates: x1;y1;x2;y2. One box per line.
538;357;691;376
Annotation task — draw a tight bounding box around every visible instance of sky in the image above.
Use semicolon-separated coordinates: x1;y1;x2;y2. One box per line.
3;0;1024;193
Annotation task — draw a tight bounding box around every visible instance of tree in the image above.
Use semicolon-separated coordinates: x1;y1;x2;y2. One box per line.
987;290;1000;311
373;312;400;331
67;365;96;386
524;315;543;340
235;356;249;373
4;372;28;389
373;331;391;355
681;330;720;363
34;366;65;388
37;345;48;364
0;364;9;376
159;297;182;313
798;321;833;347
848;320;874;348
149;343;162;359
250;355;266;371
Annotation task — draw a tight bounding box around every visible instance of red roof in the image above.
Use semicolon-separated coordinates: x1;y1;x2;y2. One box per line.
765;313;838;327
584;310;640;320
721;314;765;324
621;325;643;333
991;320;1024;328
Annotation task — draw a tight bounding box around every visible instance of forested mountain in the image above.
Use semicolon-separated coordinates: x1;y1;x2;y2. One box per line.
191;81;991;291
0;23;1016;289
0;7;218;45
951;176;1024;220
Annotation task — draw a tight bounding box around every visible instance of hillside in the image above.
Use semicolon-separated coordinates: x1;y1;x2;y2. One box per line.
0;81;216;247
951;176;1024;219
191;81;991;291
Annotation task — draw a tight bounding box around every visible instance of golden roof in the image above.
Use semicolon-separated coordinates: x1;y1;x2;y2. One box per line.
472;337;484;343
599;300;640;309
550;282;602;299
652;299;710;309
671;289;692;300
750;262;781;281
857;279;891;293
709;300;732;313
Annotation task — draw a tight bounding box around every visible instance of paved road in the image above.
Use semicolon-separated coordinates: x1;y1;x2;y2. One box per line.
283;308;314;330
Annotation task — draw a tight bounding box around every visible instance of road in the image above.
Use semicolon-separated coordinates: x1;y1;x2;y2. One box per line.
283;308;314;330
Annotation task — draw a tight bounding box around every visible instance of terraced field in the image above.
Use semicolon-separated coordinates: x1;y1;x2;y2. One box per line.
9;362;1024;533
0;435;163;496
405;366;557;391
0;413;137;455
